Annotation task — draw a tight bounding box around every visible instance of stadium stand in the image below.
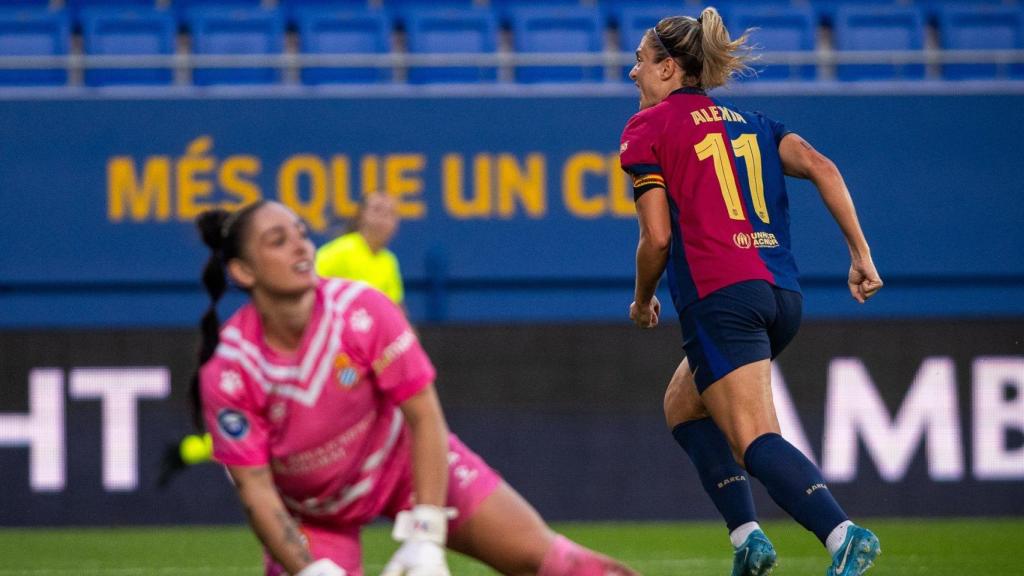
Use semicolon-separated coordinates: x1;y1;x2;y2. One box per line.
404;7;499;83
0;7;69;86
0;1;1022;87
188;6;284;86
296;7;390;84
81;7;176;86
833;4;926;81
508;5;604;83
728;4;817;81
935;4;1023;80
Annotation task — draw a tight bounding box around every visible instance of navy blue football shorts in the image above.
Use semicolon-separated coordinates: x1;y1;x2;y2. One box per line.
680;279;803;394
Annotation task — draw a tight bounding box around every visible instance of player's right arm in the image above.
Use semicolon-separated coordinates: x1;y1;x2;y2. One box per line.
228;464;316;575
621;110;669;328
778;133;883;303
200;357;342;576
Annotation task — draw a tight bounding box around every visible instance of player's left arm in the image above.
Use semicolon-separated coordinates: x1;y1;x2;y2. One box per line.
398;385;449;509
354;288;452;575
388;373;452;576
779;133;882;303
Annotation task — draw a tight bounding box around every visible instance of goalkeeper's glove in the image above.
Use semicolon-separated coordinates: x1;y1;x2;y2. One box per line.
295;558;347;576
380;505;456;576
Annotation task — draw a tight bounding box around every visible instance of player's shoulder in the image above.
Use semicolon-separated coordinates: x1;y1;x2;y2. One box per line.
716;97;778;127
624;103;668;130
321;277;394;315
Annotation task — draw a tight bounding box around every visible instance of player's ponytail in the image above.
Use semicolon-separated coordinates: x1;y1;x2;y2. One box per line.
697;7;754;89
648;6;754;90
189;201;266;429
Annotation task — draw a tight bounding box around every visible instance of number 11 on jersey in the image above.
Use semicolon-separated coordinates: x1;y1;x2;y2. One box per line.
694;132;769;224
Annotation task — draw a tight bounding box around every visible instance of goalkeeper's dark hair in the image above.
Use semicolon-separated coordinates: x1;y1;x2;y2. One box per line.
190;200;266;429
645;6;755;90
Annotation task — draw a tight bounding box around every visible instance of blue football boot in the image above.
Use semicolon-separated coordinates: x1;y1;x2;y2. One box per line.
826;526;881;576
732;529;777;576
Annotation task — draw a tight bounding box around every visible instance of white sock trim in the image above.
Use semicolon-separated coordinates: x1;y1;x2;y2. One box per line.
729;521;761;549
826;520;855;556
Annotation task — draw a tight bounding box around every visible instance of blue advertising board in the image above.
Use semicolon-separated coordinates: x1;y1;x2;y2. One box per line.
1;94;1021;325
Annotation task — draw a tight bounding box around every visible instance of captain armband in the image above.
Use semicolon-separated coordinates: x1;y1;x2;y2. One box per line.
631;173;666;201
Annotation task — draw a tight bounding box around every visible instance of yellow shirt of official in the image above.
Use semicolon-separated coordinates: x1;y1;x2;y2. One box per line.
315;232;404;304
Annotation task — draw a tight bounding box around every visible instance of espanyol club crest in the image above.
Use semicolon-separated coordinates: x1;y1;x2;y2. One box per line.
334;353;360;389
217;408;250;440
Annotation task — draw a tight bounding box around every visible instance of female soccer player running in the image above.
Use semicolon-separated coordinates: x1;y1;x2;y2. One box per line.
193;200;639;576
620;7;883;576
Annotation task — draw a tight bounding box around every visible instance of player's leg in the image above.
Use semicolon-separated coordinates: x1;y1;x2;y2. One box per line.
697;284;878;574
447;481;637;576
665;358;775;576
440;435;635;576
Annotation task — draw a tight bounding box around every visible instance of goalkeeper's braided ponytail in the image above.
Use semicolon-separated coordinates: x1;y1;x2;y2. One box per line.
189;201;266;430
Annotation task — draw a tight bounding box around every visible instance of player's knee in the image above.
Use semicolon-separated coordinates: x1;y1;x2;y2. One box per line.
663;376;708;429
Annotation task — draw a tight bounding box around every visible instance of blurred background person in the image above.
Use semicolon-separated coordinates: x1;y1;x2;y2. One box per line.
316;192;404;309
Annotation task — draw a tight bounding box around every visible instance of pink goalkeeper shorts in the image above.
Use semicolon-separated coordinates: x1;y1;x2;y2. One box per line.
265;433;502;576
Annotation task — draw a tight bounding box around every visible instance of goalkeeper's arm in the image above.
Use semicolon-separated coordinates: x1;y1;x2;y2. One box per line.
226;464;344;576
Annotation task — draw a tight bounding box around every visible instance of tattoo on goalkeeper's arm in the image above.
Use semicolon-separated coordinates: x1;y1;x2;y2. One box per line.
276;509;313;563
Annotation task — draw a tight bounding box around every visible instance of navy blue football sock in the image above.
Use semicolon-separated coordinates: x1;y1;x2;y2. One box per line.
673;418;758;531
744;432;849;545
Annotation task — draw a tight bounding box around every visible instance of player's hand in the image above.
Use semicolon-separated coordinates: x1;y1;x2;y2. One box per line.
295;559;347;576
630;295;661;328
848;258;883;303
381;540;449;576
380;505;453;576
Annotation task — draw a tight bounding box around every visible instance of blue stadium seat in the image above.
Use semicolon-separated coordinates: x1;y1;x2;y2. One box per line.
490;0;586;31
176;0;263;22
67;0;157;27
81;7;175;86
809;0;900;26
296;7;390;85
615;4;702;81
914;0;1013;23
0;8;69;86
189;7;283;85
404;8;498;84
729;5;817;81
508;6;604;83
0;0;50;8
936;5;1023;79
280;0;368;26
834;5;925;81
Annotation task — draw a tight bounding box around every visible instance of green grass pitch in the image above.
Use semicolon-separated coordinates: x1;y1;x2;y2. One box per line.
0;518;1017;575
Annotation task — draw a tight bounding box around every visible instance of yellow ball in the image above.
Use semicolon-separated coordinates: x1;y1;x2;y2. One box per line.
179;433;213;465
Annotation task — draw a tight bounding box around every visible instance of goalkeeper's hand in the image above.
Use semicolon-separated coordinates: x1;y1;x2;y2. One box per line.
380;505;455;576
295;559;347;576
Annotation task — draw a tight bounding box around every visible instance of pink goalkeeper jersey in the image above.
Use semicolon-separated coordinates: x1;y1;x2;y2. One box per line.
200;279;436;527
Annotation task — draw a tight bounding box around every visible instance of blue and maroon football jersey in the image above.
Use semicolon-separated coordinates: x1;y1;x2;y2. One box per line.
620;87;800;315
